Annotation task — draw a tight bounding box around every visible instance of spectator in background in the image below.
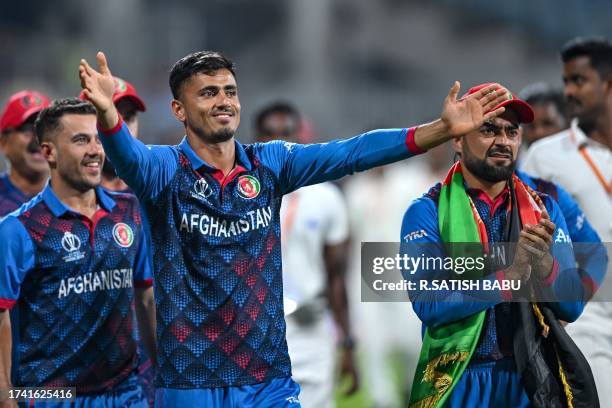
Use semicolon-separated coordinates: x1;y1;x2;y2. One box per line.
254;102;358;408
518;83;567;148
0;90;50;216
522;36;612;407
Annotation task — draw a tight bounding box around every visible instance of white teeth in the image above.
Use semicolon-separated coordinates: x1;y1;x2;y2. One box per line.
84;163;100;167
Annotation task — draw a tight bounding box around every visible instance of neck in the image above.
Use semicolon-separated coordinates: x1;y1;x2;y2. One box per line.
461;163;508;199
50;175;98;219
587;109;612;149
187;133;236;176
101;176;129;192
9;169;47;197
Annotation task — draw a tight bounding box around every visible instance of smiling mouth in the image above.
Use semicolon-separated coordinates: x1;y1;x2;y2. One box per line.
83;161;101;169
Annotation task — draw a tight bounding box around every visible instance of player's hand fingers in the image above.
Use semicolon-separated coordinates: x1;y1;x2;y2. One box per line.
521;229;550;251
483;106;505;121
96;51;112;76
538;218;556;237
445;81;461;104
525;224;553;246
520;240;545;258
80;58;95;77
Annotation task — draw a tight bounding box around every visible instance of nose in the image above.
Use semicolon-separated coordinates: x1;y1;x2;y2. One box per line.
563;82;576;99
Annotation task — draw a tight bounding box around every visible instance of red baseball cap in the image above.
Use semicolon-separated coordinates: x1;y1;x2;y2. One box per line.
0;90;50;132
79;76;146;112
464;83;534;124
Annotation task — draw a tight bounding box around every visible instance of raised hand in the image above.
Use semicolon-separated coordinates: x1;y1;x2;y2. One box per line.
79;52;119;128
441;82;509;138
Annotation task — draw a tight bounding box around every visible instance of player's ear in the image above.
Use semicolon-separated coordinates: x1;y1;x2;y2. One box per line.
171;99;186;123
40;140;56;168
452;136;463;154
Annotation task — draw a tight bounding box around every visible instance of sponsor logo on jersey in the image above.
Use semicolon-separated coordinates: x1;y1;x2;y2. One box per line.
403;229;428;242
237;175;261;199
191;178;213;201
113;223;135;248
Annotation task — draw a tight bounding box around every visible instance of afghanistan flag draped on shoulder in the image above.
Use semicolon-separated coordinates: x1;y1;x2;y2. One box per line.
408;162;542;408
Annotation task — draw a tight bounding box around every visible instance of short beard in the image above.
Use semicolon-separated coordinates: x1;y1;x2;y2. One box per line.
462;144;515;183
191;125;234;144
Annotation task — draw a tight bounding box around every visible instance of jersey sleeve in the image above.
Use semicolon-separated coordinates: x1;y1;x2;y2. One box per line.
133;217;153;288
98;120;179;201
554;184;607;294
400;197;504;329
323;184;349;245
0;216;35;309
541;196;586;322
255;127;424;195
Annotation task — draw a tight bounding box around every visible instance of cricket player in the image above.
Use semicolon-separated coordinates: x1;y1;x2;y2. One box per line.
0;98;156;408
78;50;509;407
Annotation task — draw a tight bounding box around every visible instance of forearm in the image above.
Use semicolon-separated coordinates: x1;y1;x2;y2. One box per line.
96;103;120;131
412;119;453;151
0;311;12;387
282;128;422;192
325;242;352;340
135;289;157;365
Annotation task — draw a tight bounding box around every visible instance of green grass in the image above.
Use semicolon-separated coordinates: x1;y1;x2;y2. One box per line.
334;349;411;408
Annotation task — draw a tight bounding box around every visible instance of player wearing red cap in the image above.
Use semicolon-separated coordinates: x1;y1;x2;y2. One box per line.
0;91;50;216
402;84;595;407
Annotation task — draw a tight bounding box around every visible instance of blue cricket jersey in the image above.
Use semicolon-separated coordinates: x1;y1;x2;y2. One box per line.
0;174;33;216
400;179;585;359
0;185;152;393
98;119;423;389
516;170;607;296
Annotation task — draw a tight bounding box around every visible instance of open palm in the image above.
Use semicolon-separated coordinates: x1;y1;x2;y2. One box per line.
441;82;508;138
79;52;116;113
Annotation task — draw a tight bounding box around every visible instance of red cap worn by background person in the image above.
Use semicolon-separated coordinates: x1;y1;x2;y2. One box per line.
0;90;50;132
79;76;146;112
464;83;534;124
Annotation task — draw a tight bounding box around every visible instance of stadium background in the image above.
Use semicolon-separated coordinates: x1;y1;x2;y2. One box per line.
2;1;611;406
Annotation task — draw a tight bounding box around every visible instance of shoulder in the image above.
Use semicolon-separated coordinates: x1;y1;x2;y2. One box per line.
524;130;573;159
401;191;439;242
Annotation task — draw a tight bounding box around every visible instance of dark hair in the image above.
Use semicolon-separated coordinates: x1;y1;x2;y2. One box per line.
254;102;301;136
561;37;612;79
169;51;236;99
35;97;96;143
518;83;566;117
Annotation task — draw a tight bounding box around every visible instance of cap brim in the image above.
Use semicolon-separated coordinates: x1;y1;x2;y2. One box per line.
496;99;534;124
113;94;146;112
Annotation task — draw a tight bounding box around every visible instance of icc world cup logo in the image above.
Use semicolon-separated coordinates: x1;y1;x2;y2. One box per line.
61;232;82;252
193;178;213;199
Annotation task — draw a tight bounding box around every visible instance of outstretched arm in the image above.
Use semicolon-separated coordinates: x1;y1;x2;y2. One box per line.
79;52;177;200
258;83;509;194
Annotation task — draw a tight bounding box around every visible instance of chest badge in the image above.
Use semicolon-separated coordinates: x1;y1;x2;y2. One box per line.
61;231;82;252
61;231;85;263
113;223;135;248
237;175;261;199
192;177;213;201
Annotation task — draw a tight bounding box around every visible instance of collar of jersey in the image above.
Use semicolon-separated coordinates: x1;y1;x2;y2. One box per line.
42;184;116;217
179;137;253;172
